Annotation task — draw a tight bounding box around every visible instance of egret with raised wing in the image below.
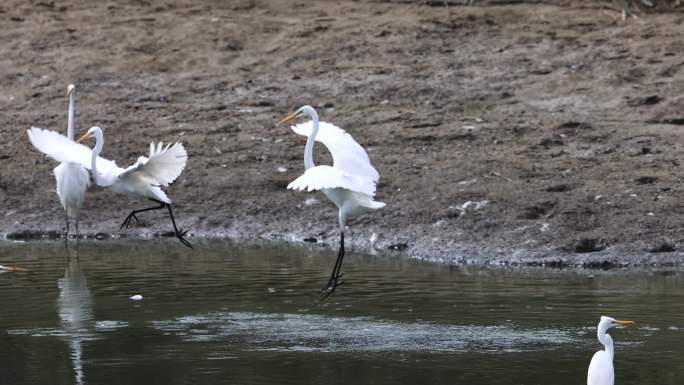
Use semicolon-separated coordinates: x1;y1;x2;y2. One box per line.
27;126;192;247
47;84;90;238
587;316;635;385
278;105;384;297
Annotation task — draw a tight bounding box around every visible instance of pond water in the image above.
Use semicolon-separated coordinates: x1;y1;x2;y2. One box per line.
0;240;683;385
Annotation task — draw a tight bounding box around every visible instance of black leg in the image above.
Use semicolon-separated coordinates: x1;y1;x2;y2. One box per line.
76;217;81;248
121;213;138;229
119;199;192;248
64;211;70;240
163;202;193;249
120;203;165;229
320;231;345;299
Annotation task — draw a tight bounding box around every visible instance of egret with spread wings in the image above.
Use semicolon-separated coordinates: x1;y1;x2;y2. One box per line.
587;316;635;385
52;84;90;238
279;105;384;297
27;126;192;248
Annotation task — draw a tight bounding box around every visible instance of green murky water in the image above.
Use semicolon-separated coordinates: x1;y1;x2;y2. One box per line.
0;240;683;385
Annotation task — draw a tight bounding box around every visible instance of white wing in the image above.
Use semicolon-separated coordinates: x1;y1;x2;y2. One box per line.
287;165;374;196
27;127;119;175
291;121;380;194
117;142;187;187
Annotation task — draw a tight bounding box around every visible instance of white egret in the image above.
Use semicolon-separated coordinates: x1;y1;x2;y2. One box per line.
50;84;90;238
26;126;192;248
587;316;635;385
278;105;385;297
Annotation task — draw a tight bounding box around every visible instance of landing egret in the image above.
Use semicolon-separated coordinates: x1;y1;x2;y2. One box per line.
278;105;385;297
26;126;192;248
47;84;90;238
587;316;635;385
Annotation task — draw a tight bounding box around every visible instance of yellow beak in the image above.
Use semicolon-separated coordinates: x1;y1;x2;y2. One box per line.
76;131;91;144
615;320;635;326
277;110;300;126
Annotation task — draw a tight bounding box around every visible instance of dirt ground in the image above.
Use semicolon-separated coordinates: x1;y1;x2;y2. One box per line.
1;0;684;267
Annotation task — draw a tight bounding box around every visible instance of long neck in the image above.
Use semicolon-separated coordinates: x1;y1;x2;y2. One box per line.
91;130;105;185
303;108;319;170
598;328;614;361
67;92;75;140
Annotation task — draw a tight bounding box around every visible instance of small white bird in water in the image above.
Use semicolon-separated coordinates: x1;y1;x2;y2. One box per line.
278;105;385;298
0;265;27;272
587;316;635;385
27;126;192;248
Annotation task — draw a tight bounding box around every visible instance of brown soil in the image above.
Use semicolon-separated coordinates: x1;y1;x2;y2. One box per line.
1;0;684;267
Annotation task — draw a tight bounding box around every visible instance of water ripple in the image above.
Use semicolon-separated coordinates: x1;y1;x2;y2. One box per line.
8;320;128;338
151;311;576;353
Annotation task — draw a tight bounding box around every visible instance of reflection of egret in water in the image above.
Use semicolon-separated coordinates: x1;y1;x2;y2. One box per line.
58;253;93;385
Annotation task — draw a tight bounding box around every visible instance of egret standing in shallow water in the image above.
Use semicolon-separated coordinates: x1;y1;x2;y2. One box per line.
587;316;635;385
50;84;90;238
278;105;385;297
27;126;192;248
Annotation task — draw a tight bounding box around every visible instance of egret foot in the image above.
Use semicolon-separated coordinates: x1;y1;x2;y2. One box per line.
120;213;140;229
320;272;345;299
176;228;193;249
163;203;193;249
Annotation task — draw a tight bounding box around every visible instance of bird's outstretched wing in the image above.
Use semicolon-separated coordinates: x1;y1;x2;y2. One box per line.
27;127;119;174
118;142;187;187
287;165;374;197
291;121;380;195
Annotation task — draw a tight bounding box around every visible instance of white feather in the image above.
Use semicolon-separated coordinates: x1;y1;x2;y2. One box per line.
286;106;384;231
291;120;379;195
27;127;119;175
287;165;372;196
119;142;187;187
54;162;90;217
29;127;187;204
29;84;91;227
587;350;614;385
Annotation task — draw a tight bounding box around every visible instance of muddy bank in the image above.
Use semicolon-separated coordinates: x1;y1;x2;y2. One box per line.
1;1;684;268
